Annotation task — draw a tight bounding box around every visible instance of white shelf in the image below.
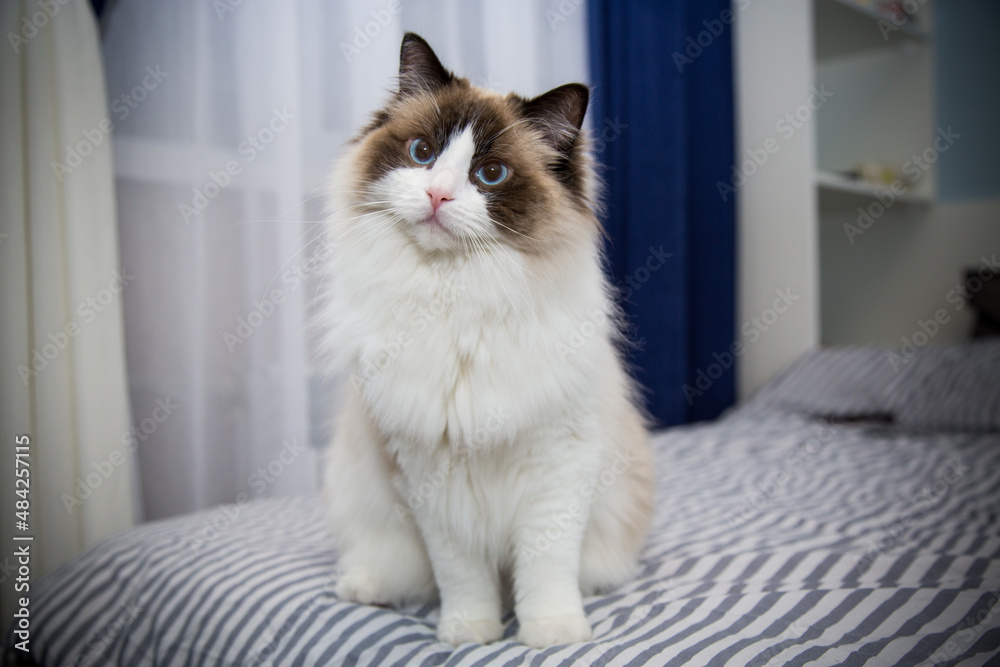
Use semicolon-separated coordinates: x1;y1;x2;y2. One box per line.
815;0;932;63
826;0;930;40
816;170;933;206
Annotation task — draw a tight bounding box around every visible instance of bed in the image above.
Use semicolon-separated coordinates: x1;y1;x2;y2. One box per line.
5;343;1000;666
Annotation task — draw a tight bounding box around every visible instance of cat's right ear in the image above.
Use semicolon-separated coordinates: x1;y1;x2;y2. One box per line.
399;33;452;96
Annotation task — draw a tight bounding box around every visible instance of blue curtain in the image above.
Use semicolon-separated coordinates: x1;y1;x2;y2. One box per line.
588;0;736;427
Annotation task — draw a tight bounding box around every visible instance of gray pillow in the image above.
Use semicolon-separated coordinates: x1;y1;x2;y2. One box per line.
750;346;902;420
889;341;1000;432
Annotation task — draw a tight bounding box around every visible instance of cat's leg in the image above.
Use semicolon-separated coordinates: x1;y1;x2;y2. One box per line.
324;393;436;606
416;526;504;645
510;441;596;648
579;407;654;595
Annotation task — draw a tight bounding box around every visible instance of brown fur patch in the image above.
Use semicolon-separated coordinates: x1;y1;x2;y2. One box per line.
353;76;598;255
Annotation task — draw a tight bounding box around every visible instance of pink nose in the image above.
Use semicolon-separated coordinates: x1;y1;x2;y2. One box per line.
427;188;454;213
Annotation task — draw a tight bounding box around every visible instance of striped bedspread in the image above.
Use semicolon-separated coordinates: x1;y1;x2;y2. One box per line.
6;406;1000;666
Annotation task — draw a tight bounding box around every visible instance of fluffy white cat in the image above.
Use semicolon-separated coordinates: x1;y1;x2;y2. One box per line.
318;33;653;648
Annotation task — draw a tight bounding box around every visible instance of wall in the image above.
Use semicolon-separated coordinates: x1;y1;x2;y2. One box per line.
734;0;999;396
936;0;1000;201
819;0;1000;346
821;198;1000;346
733;0;821;399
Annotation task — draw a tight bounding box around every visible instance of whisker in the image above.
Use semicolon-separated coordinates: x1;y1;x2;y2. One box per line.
257;222;359;302
480;238;528;326
491;219;544;243
315;213;406;296
469;235;503;317
228;219;327;227
261;180;333;227
257;209;401;302
483;117;534;146
483;235;535;316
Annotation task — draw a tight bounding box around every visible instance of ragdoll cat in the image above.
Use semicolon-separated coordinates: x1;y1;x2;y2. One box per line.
319;33;653;648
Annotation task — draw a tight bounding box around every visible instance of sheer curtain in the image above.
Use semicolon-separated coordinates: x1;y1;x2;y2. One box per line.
102;0;589;520
1;0;133;623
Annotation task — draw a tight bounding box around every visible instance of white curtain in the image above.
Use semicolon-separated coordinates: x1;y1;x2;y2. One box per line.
0;0;134;623
101;0;590;520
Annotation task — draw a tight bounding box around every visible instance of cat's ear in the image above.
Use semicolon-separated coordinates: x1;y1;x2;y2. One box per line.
399;33;452;96
522;83;589;153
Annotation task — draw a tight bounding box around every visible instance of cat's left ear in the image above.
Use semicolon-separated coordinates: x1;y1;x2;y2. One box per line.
399;33;453;96
523;83;589;154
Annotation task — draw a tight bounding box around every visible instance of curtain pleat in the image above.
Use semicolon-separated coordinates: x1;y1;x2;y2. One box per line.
0;0;134;624
588;0;737;426
100;0;590;520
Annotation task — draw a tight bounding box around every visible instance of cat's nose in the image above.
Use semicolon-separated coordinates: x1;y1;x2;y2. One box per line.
426;188;454;213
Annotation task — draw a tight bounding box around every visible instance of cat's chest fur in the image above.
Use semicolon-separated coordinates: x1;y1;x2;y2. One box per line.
337;231;607;450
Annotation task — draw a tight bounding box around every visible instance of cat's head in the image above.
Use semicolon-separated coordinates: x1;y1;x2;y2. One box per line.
348;33;598;256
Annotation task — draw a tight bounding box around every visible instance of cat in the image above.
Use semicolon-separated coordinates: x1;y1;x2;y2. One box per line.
318;32;653;648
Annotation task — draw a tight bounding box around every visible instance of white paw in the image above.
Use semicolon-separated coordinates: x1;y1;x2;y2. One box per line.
437;614;504;645
517;614;592;648
334;568;384;605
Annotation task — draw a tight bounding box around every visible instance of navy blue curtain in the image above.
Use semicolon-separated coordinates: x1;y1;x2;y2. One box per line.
588;0;736;427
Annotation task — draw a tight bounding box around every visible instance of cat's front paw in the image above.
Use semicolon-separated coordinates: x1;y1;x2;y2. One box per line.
437;614;504;645
335;568;385;605
517;614;592;648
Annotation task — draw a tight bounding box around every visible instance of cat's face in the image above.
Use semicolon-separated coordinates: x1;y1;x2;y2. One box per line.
349;33;596;256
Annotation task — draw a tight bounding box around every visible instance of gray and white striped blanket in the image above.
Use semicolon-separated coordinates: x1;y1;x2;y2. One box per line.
7;405;1000;666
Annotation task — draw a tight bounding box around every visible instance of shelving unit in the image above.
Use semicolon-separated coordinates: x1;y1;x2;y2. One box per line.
816;168;933;207
825;0;930;40
813;0;936;207
813;0;937;346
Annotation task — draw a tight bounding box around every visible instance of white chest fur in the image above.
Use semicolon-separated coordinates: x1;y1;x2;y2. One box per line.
325;211;614;453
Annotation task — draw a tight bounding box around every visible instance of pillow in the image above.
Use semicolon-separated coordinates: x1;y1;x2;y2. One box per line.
888;341;1000;432
966;265;1000;338
749;346;902;420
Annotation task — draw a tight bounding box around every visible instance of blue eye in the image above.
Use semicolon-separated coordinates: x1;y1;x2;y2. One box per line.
409;138;435;165
475;161;508;186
